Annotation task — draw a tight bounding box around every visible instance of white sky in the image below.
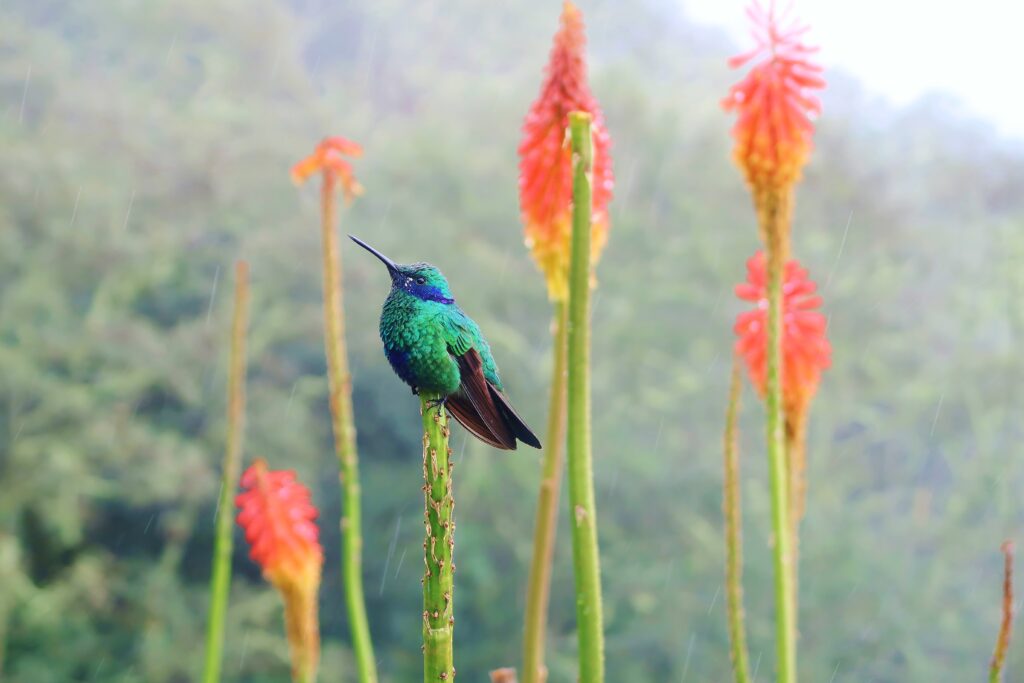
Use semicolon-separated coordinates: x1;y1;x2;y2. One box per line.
684;0;1024;140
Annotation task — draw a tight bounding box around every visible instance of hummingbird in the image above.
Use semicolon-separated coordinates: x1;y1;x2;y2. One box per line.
349;235;541;451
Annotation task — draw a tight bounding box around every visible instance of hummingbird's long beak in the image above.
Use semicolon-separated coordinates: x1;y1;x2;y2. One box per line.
349;235;400;277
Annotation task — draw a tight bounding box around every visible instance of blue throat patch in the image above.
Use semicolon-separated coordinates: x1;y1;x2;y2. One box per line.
418;286;454;304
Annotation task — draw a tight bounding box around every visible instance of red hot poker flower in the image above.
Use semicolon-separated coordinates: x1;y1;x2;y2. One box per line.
734;251;830;416
722;1;825;194
519;1;614;301
236;458;322;590
291;136;365;205
236;459;322;682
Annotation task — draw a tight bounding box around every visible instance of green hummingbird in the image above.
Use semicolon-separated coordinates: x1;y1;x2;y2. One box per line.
350;235;541;451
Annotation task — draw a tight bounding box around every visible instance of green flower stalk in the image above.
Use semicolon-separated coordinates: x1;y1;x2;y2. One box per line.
764;218;797;681
566;111;605;683
292;137;376;683
990;541;1015;683
521;300;568;683
202;260;249;683
420;395;455;682
723;357;751;683
518;5;614;679
723;5;826;680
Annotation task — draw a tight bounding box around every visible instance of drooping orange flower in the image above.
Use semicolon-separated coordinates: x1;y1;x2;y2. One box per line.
519;1;614;301
722;1;824;195
236;458;322;682
734;251;830;417
292;136;364;205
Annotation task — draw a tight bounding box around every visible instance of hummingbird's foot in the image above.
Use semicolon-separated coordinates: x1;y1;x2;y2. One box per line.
424;395;448;414
411;386;419;396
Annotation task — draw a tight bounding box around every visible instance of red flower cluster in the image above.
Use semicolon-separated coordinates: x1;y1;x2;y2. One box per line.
722;1;824;193
734;251;830;415
519;1;614;300
291;136;364;204
236;458;322;591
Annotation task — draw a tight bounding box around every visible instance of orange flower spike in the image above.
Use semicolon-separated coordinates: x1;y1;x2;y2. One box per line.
236;459;322;682
734;251;831;417
237;458;322;588
291;136;365;205
519;1;614;301
722;1;824;194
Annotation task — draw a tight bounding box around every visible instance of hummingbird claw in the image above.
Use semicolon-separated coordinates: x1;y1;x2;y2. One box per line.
425;395;448;414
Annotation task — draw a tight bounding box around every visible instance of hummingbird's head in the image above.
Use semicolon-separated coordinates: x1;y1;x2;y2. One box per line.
349;235;455;304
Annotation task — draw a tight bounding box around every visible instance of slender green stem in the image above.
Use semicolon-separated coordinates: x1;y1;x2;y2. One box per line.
765;221;796;683
723;357;751;683
522;300;569;683
420;394;455;682
566;111;605;683
319;176;377;683
989;541;1015;683
202;260;249;683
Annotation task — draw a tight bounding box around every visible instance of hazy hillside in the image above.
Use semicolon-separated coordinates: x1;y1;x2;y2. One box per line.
2;0;1023;680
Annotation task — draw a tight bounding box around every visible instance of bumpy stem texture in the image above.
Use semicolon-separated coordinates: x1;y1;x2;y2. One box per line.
521;300;569;683
202;260;249;683
989;541;1015;683
420;394;455;682
763;189;797;683
566;111;605;683
723;357;751;683
319;176;377;682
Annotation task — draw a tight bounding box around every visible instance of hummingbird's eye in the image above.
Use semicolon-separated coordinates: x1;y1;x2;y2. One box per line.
415;277;426;285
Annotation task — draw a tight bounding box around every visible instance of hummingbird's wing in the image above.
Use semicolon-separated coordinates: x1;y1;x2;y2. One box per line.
441;313;541;450
445;347;542;451
447;348;517;450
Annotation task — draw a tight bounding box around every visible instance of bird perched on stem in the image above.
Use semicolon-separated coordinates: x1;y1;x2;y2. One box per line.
350;235;541;451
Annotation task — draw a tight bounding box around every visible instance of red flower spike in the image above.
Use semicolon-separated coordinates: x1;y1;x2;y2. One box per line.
722;1;824;193
236;458;323;592
291;136;365;205
734;251;830;416
519;1;614;301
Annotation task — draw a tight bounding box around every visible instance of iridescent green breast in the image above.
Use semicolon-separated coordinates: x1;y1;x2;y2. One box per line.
380;292;462;395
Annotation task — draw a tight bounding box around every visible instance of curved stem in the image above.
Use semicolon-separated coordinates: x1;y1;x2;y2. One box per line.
521;300;569;683
202;260;249;683
566;111;605;683
989;541;1015;683
319;176;377;682
723;357;751;683
420;395;455;682
764;195;797;683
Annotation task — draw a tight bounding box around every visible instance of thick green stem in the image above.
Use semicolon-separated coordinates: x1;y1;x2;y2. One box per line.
320;176;377;683
420;395;455;682
202;260;249;683
521;300;569;683
566;111;605;683
765;214;797;683
723;357;751;683
989;541;1014;683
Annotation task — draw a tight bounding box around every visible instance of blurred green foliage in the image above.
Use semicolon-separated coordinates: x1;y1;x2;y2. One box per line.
1;0;1023;681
